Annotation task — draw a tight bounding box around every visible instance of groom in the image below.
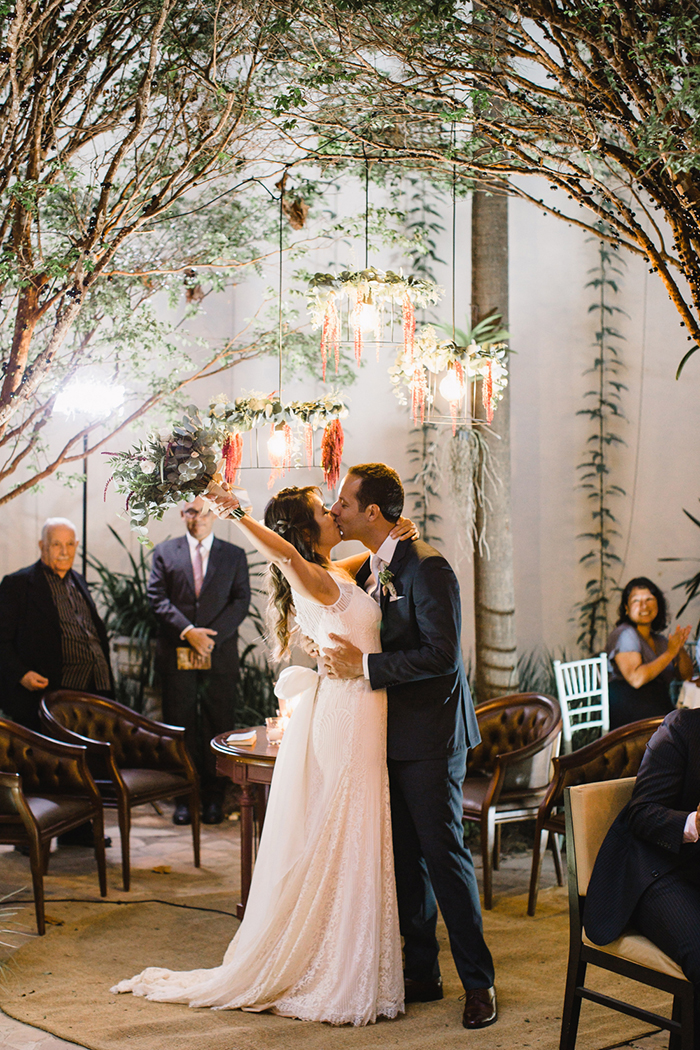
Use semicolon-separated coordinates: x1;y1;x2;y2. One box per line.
323;463;496;1028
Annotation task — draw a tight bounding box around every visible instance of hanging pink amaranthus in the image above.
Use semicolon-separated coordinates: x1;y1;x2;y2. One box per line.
321;418;344;489
222;432;244;485
320;296;340;381
411;365;427;425
482;362;494;424
304;423;314;467
402;291;416;364
450;361;465;435
351;291;364;364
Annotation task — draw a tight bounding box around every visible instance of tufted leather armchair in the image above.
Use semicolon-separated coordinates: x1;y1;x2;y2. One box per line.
40;691;200;891
526;715;663;917
463;693;562;910
0;718;107;933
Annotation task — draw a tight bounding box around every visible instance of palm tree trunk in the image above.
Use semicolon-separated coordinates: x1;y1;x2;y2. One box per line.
472;187;519;701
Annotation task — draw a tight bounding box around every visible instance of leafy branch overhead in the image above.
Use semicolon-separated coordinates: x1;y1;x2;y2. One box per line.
0;0;321;503
265;0;700;374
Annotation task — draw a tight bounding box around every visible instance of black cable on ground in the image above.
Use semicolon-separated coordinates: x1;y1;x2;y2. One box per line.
1;897;237;918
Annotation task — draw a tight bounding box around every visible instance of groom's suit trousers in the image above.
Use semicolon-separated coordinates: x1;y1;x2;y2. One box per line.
388;750;495;990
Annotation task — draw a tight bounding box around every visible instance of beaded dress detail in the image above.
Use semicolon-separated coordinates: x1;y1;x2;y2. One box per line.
113;573;403;1026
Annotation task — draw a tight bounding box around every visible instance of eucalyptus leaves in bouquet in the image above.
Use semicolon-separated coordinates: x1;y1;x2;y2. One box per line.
108;406;219;539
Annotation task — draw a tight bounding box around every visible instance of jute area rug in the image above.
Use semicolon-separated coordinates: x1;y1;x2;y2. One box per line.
0;885;667;1050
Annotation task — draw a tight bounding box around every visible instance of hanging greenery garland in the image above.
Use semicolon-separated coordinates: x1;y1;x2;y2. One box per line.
307;267;442;378
108;392;349;539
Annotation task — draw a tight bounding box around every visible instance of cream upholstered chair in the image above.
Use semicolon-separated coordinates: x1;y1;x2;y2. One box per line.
554;653;609;753
561;778;693;1050
527;716;663;916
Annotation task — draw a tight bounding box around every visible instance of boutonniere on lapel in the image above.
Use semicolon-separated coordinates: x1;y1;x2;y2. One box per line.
378;567;398;599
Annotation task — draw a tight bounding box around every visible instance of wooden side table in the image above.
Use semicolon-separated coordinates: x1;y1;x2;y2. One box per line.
211;728;278;918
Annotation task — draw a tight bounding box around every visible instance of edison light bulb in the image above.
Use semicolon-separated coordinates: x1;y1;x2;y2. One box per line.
355;301;379;333
439;369;465;402
267;429;287;458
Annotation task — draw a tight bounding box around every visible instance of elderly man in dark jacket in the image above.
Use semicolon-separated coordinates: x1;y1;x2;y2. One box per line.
0;517;113;732
148;497;250;825
0;516;114;847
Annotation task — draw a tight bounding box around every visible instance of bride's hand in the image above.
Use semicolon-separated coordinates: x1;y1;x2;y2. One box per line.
390;516;419;542
202;488;241;520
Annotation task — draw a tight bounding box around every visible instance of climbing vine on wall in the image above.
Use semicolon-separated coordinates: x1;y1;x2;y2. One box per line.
575;225;628;654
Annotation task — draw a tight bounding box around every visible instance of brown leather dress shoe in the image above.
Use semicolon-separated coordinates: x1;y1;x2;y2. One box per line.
404;977;443;1003
462;986;497;1028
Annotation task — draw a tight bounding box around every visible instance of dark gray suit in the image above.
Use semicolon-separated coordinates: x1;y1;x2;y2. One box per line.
148;535;250;798
358;538;493;991
585;709;700;1046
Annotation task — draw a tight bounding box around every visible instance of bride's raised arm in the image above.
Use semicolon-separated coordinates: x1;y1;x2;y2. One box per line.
203;491;340;606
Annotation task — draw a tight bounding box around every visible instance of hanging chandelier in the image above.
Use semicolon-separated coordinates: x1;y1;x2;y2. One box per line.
307;267;443;378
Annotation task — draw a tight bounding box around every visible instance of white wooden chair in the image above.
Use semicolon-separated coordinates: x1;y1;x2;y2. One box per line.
553;653;609;753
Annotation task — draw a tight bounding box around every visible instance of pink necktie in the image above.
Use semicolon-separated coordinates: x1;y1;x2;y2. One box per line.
193;542;204;597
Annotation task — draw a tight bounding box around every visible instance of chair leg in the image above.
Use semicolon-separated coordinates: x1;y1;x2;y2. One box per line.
560;944;586;1050
528;825;549;917
92;809;107;898
190;786;201;869
672;983;695;1050
493;823;502;871
28;834;46;936
118;798;131;892
481;809;495;910
552;833;565;886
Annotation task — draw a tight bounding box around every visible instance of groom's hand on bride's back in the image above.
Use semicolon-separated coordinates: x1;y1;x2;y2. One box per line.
323;634;364;679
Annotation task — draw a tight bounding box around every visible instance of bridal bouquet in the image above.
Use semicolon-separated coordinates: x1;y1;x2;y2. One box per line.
107;406;232;541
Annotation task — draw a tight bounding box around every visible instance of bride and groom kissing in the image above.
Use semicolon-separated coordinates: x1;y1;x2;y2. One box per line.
114;462;496;1030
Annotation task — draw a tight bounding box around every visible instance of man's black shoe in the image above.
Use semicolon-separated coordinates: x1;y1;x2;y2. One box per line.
404;977;443;1003
173;802;191;825
202;800;223;825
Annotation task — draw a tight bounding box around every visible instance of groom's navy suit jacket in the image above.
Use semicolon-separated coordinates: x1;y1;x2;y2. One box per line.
585;709;700;946
356;538;480;761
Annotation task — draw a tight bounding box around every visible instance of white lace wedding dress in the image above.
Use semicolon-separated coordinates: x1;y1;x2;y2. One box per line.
112;574;404;1026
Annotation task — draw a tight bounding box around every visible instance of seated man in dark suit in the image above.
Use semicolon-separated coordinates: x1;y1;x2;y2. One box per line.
0;516;114;847
148;497;250;825
0;517;113;731
585;708;700;1047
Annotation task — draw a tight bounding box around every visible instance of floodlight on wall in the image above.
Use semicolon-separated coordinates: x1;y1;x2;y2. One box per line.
56;378;126;576
55;379;126;420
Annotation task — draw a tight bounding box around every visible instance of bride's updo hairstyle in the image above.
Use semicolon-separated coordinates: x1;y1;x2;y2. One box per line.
264;486;326;658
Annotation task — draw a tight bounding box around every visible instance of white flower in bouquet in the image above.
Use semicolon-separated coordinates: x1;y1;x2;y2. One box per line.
140;460;156;474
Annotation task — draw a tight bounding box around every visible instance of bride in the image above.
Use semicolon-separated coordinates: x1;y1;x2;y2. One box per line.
113;485;406;1025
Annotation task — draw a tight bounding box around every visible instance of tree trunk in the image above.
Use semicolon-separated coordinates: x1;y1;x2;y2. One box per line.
471;188;519;701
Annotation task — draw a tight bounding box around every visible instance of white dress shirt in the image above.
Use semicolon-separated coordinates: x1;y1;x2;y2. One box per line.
180;531;215;639
362;534;399;679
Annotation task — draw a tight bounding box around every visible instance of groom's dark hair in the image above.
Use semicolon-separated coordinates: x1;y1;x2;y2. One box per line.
348;463;404;523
